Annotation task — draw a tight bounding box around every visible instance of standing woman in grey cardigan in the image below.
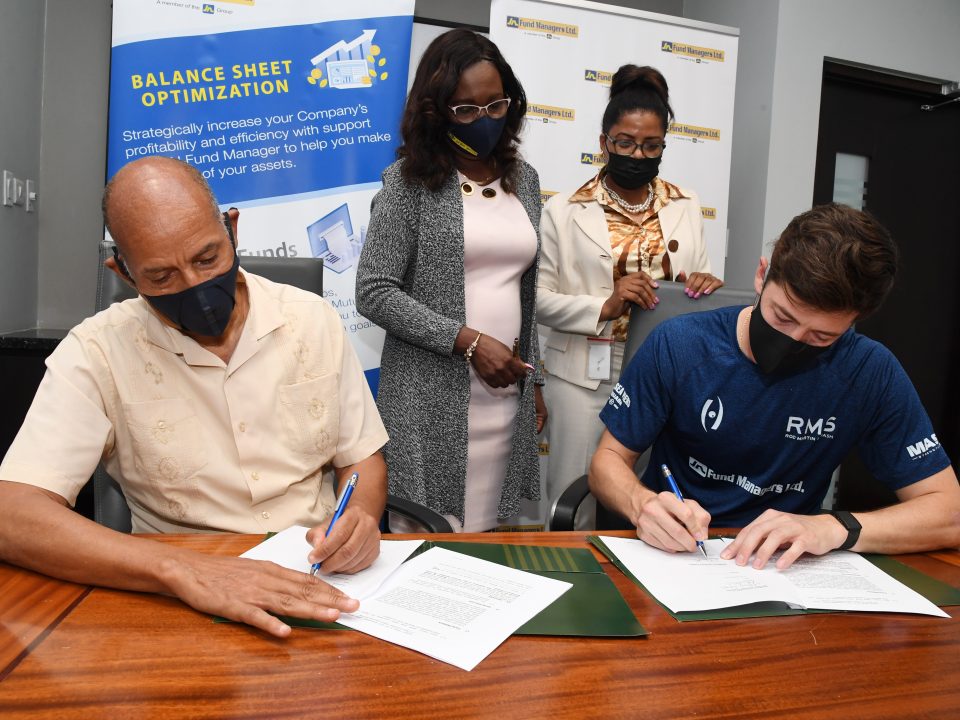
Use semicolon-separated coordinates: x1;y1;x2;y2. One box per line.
356;29;546;531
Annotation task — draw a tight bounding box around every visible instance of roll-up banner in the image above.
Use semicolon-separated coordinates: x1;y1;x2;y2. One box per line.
491;0;738;277
491;0;738;529
107;0;415;389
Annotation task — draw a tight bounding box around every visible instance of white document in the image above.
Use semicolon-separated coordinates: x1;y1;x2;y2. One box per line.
240;525;423;600
336;547;572;671
241;528;573;670
599;536;949;618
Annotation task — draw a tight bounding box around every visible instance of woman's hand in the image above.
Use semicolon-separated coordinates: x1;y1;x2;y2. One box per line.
534;384;548;434
601;271;659;318
471;334;529;388
676;271;724;299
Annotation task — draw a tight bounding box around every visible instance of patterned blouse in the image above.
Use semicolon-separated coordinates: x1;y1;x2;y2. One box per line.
569;172;689;341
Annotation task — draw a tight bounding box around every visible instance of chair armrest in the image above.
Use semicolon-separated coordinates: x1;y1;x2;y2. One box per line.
386;494;454;534
549;474;591;531
93;467;133;534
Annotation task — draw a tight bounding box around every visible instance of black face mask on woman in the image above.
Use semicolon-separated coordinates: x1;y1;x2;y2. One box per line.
605;153;661;190
748;297;831;375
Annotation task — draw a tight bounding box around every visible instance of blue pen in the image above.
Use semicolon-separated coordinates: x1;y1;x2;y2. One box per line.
310;472;359;576
661;464;707;557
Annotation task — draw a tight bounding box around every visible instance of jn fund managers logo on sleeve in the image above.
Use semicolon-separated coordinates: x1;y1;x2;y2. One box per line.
506;15;579;40
660;40;725;64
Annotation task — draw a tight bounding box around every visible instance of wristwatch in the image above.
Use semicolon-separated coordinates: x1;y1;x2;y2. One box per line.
829;510;862;551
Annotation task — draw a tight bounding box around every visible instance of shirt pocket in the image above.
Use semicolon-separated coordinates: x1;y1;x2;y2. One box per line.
277;374;341;461
546;329;571;352
123;399;209;508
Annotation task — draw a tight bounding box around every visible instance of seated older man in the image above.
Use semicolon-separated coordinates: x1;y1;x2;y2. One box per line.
0;156;388;637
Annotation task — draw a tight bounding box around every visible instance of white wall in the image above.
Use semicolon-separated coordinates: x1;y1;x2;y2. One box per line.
37;0;112;329
683;0;779;290
763;0;960;246
0;0;45;332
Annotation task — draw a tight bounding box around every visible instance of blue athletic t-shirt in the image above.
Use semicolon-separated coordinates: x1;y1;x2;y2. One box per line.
599;306;951;527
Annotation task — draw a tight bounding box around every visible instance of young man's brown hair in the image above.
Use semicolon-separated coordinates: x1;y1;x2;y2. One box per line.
768;202;899;319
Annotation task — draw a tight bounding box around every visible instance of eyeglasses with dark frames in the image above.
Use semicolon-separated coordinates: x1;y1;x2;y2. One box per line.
605;134;666;158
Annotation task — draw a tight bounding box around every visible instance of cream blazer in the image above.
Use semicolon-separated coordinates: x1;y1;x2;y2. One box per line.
537;184;709;390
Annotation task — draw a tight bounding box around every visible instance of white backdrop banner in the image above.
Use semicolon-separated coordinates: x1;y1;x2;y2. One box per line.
107;0;416;391
490;0;738;277
491;0;738;529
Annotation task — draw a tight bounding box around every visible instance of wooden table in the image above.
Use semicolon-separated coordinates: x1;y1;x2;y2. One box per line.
1;532;958;719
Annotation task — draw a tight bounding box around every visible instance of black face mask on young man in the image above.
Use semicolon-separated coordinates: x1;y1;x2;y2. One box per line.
748;297;832;375
605;153;661;190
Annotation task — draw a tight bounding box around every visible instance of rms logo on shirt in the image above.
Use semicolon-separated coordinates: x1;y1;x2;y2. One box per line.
784;416;835;441
906;433;940;459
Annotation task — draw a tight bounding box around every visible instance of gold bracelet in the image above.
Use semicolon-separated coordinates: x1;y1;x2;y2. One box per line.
464;331;482;364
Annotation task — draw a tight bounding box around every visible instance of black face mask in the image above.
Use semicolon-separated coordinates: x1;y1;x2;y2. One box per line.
748;299;831;375
605;153;661;190
143;249;240;337
119;217;241;338
447;115;507;160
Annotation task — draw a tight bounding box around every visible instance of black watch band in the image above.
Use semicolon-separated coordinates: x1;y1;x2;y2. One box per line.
829;510;862;551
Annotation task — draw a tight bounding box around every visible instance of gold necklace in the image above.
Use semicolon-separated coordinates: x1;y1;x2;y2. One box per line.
460;172;498;198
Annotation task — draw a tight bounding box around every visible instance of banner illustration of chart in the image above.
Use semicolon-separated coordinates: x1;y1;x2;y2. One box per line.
108;0;415;388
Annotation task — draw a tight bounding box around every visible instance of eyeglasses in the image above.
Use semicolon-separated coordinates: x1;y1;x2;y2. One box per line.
605;135;666;158
448;97;512;124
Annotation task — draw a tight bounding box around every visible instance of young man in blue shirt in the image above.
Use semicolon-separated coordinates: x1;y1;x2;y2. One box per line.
590;203;960;570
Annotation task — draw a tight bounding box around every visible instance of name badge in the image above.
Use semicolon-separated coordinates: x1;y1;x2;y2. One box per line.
587;337;614;381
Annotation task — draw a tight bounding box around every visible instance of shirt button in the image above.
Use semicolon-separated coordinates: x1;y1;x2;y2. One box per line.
251;471;260;482
157;420;166;429
239;422;246;433
261;511;271;519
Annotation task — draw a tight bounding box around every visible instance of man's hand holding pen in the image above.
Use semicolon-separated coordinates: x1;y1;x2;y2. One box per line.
631;482;711;554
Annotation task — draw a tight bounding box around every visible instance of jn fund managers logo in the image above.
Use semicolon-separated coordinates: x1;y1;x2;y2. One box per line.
660;40;725;63
506;15;579;39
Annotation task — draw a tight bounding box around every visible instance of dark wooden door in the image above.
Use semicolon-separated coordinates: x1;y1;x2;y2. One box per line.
813;67;960;510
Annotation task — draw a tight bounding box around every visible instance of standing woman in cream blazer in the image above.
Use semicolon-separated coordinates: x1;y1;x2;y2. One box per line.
537;65;722;522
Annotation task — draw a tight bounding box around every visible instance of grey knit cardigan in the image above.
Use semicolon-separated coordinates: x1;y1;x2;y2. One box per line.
355;158;543;524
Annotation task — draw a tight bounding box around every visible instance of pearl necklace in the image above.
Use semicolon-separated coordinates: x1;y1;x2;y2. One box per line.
602;177;654;214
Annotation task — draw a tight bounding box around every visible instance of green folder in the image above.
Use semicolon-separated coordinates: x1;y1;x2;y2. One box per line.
589;535;960;622
424;541;647;637
240;540;647;636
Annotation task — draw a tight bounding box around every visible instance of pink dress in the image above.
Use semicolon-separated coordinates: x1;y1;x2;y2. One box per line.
458;174;537;531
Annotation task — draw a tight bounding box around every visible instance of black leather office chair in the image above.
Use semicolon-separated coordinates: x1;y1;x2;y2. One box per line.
91;241;453;534
549;282;756;531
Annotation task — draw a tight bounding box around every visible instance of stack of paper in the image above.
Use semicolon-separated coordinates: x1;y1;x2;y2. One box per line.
241;527;572;670
597;536;949;618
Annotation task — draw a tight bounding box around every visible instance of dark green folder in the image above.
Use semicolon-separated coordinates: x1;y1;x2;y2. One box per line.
236;540;647;636
590;535;960;622
425;541;647;637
